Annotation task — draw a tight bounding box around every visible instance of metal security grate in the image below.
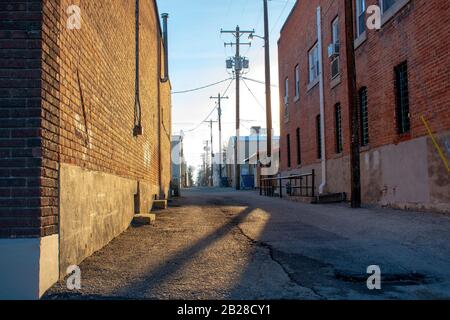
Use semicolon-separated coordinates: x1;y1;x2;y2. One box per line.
395;62;410;134
296;128;301;165
316;115;322;159
287;134;292;168
359;87;369;146
335;104;343;153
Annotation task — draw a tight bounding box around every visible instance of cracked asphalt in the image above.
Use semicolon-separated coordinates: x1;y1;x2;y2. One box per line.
45;188;450;300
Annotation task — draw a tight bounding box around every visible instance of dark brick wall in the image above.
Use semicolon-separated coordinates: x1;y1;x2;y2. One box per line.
0;0;46;238
0;0;172;238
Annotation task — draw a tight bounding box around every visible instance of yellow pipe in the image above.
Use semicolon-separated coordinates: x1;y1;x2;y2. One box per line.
420;116;449;172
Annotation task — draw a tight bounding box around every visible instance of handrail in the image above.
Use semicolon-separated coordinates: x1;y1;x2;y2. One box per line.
261;172;313;181
259;170;315;199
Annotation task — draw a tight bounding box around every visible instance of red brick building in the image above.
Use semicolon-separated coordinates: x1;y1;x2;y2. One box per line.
278;0;449;210
0;0;172;299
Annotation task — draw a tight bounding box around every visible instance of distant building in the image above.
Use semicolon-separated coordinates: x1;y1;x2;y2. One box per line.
225;127;280;189
171;135;186;191
278;0;449;211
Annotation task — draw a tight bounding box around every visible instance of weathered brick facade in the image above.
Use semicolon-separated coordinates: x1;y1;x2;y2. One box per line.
0;0;171;298
278;0;449;211
0;0;46;238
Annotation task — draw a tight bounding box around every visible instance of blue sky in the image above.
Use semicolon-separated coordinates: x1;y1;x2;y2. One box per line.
156;0;296;170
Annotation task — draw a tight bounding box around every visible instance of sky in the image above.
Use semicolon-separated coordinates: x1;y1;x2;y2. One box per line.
156;0;296;172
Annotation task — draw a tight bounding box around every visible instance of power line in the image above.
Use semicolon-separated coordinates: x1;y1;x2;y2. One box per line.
242;78;265;111
242;76;278;87
172;78;232;94
181;79;235;133
183;106;218;133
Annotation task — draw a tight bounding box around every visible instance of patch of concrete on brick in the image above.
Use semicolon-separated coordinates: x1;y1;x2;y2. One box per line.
59;163;152;279
427;130;450;212
359;135;449;213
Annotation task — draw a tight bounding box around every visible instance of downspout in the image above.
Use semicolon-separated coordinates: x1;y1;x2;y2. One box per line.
317;6;327;195
157;12;169;198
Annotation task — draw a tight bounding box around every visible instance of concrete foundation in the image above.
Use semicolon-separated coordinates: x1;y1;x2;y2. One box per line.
0;234;59;300
361;131;450;213
59;164;158;278
279;131;449;213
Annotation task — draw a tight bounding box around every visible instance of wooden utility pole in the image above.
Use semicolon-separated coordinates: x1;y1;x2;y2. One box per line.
263;0;272;158
344;0;361;208
221;26;253;190
210;94;229;183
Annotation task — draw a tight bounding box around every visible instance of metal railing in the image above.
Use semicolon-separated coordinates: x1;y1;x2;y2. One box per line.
260;170;315;198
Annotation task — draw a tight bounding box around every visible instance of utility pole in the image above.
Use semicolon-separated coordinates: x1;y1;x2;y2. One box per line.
203;140;210;187
221;26;253;190
344;0;361;208
204;120;218;187
263;0;272;158
210;94;229;183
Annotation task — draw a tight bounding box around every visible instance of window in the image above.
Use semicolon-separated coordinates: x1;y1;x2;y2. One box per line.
284;77;289;119
335;104;343;154
381;0;397;13
296;128;301;165
356;0;366;37
295;65;300;99
308;43;319;83
359;87;369;146
332;17;340;46
331;17;340;79
395;61;410;134
286;134;292;168
284;77;289;102
316;115;322;159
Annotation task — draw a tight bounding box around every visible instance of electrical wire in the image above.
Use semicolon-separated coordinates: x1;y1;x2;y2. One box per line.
242;78;265;111
181;79;235;133
242;76;278;88
172;78;233;94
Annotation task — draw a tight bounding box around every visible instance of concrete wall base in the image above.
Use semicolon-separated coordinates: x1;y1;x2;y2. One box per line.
0;234;59;300
59;164;158;279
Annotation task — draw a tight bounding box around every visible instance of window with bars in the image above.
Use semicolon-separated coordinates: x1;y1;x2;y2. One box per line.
296;128;301;165
395;62;410;134
287;134;292;168
359;87;369;146
335;104;343;153
316;115;322;159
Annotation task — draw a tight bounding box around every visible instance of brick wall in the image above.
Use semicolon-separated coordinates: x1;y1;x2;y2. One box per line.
0;0;172;238
0;0;48;238
278;0;449;170
278;0;449;207
355;0;450;147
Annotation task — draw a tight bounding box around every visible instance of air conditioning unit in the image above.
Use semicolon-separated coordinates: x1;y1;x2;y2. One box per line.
327;42;340;58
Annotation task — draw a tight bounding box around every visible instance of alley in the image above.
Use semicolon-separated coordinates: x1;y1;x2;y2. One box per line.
45;189;450;300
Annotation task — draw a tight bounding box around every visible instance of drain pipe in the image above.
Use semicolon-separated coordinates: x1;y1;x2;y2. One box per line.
157;13;169;198
161;13;169;82
317;6;327;195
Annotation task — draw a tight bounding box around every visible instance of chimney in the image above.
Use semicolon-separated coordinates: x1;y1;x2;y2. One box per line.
161;13;169;81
